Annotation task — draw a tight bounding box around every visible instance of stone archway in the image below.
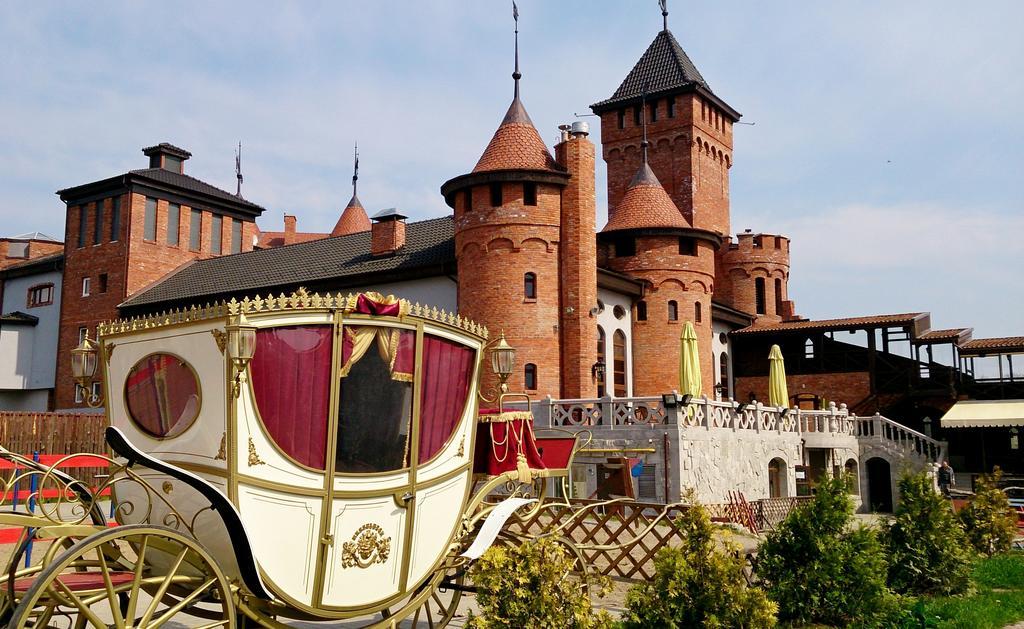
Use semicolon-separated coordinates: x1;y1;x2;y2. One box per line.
844;458;859;494
768;457;788;498
865;457;893;512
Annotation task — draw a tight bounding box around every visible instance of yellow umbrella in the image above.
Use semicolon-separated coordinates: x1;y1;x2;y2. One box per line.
679;321;702;399
768;344;789;408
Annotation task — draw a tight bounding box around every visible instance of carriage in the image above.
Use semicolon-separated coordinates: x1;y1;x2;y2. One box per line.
0;290;666;628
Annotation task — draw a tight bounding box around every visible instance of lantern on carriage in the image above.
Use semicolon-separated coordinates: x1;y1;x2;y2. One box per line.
489;331;516;391
226;311;257;397
70;331;101;407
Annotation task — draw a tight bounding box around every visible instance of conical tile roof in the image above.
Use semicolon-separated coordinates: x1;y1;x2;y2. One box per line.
472;98;563;174
602;162;688;232
331;194;371;236
593;29;709;111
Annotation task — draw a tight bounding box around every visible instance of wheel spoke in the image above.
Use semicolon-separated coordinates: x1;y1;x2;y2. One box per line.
52;577;108;628
193;621;231;629
137;546;189;627
124;533;149;623
148;576;217;629
96;540;127;629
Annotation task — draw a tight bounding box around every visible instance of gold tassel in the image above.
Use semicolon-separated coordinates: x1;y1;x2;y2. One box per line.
516;453;533;484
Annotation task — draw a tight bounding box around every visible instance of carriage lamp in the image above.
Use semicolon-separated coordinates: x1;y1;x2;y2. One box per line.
489;332;516;391
71;332;102;407
226;312;257;398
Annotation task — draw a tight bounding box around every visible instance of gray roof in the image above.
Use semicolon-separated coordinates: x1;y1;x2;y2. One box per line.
8;231;61;242
121;216;455;310
592;29;736;118
127;168;265;212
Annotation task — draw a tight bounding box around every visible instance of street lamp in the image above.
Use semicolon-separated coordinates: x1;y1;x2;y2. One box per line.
478;331;517;403
226;312;257;398
71;332;102;408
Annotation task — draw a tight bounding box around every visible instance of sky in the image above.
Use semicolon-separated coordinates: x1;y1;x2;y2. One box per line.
1;1;1021;338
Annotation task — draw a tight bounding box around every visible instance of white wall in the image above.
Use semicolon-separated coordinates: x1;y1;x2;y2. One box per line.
596;287;634;398
347;275;457;313
0;268;61;392
712;319;734;401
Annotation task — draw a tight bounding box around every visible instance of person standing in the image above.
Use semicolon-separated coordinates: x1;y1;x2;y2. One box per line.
937;460;955;497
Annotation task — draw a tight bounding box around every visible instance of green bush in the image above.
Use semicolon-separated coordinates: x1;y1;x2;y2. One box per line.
756;474;895;627
960;469;1018;556
886;471;974;595
621;503;777;628
466;537;612;629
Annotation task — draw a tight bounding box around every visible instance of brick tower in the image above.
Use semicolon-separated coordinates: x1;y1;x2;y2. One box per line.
441;12;596;399
593;13;739;396
716;231;796;324
332;146;371;236
54;143;265;408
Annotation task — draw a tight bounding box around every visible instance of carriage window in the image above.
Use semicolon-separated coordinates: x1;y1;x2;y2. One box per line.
419;334;476;463
124;353;201;439
337;326;416;473
251;326;333;469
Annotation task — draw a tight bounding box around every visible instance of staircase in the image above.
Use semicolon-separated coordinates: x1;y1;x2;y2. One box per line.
854;413;946;466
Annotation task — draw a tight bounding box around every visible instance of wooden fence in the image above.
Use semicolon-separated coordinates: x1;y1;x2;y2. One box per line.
505;496;810;582
0;412;109;486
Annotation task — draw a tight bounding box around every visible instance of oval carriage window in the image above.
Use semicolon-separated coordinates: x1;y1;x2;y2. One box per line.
250;326;333;470
124;354;201;439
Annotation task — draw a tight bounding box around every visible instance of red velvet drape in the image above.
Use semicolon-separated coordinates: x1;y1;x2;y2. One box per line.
125;354;199;438
418;334;475;462
250;326;332;469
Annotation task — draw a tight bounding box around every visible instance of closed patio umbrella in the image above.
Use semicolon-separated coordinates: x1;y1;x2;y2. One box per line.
768;344;789;408
679;321;702;400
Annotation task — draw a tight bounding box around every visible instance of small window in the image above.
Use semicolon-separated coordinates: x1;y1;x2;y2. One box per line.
75;384;85;404
667;97;675;118
464;188;473;212
613;305;627;320
93;200;104;245
755;278;766;315
805;338;815;358
678;237;696;256
8;242;28;258
633;106;641;126
523;182;537;206
775;278;783;314
668;300;678;321
211;215;223;254
774;236;783;249
524;363;538;390
78;327;88;345
163;155;183;173
110;196;121;242
98;273;108;294
81;277;91;297
125;353;202;439
231;218;242;254
167;203;180;246
636;300;647;321
719;352;730;399
27;284;54;307
596;326;606;397
612;331;627;397
614;235;635;257
189;209;202;251
489;183;503;207
695;301;702;323
524;272;537;299
617;109;625;129
144;197;157;241
650;100;658;122
77;206;87;248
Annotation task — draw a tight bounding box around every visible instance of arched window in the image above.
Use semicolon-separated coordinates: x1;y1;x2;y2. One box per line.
613;331;627;397
755;278;766;315
524;272;536;299
774;278;783;314
524;363;537;390
596;327;606;398
719;352;730;399
805;338;815;358
768;458;787;498
845;459;859;494
636;300;647;321
667;300;678;321
695;301;702;323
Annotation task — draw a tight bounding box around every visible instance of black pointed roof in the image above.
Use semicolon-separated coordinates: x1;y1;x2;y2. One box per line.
591;29;739;120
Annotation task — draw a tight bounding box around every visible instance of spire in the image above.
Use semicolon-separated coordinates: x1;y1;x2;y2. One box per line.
235;142;243;197
352;142;359;197
641;85;650;164
659;0;668;32
512;1;521;99
332;143;371;236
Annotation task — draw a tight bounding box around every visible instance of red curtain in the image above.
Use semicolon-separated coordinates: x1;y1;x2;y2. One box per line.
125;354;199;438
418;334;475;462
250;326;332;469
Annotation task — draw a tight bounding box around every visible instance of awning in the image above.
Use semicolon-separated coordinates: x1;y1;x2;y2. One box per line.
940;400;1024;428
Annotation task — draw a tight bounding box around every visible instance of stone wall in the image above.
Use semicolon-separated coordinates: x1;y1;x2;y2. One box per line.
676;428;802;503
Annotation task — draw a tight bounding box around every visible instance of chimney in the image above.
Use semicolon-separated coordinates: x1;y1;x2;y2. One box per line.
141;143;191;174
283;214;297;245
370;208;407;257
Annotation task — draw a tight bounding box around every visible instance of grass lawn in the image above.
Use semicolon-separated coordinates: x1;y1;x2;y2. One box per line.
914;553;1024;629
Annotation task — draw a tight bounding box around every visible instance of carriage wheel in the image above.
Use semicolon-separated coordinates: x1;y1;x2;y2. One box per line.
8;524;236;628
394;566;467;629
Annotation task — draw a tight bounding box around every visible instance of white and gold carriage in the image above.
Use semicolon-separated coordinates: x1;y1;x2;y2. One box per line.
0;292;590;628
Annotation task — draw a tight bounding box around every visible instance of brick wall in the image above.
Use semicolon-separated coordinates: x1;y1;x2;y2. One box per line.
599;93;732;235
0;240;64;270
455;181;563;399
733;371;871;409
556;134;598;399
717;232;795;324
604;236;716;395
